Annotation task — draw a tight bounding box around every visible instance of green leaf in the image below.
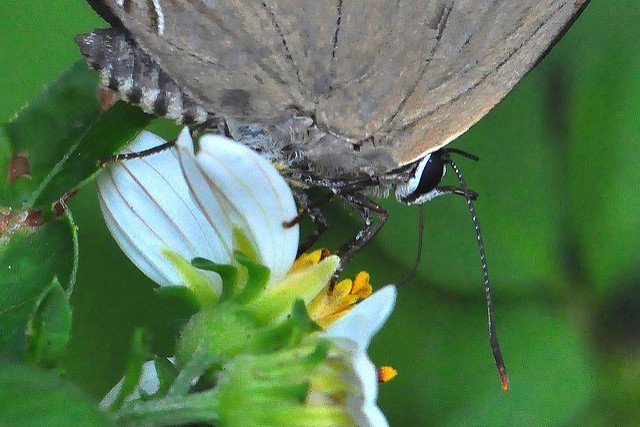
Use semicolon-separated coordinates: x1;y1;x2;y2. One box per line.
0;62;151;210
40;101;152;205
0;214;76;360
1;62;99;208
0;362;110;426
27;278;72;369
0;128;12;204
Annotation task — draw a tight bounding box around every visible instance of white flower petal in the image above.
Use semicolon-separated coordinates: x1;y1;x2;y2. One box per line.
325;285;397;351
100;360;161;409
324;285;397;427
361;403;388;427
97;131;232;288
175;128;299;284
346;352;387;427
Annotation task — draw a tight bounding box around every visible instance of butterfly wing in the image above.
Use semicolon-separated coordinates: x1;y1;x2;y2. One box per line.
305;1;590;164
367;1;591;165
91;0;589;165
93;0;328;122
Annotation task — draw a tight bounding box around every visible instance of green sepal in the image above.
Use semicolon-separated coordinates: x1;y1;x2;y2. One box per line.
191;257;239;301
106;328;150;411
168;346;222;397
291;300;322;335
176;302;262;371
262;300;321;350
112;343;334;426
213;344;334;424
247;255;339;325
306;340;331;366
232;228;258;263
162;250;218;307
155;286;202;319
233;251;269;305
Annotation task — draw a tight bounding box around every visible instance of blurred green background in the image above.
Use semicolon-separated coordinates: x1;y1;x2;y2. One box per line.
1;1;639;425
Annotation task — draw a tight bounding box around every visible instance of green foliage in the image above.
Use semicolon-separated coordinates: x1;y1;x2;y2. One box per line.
0;55;150;376
0;62;151;210
567;5;640;291
0;362;110;426
27;278;73;369
0;0;639;426
0;215;76;361
0;62;99;208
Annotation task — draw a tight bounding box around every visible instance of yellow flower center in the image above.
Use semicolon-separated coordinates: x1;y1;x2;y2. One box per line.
300;249;373;329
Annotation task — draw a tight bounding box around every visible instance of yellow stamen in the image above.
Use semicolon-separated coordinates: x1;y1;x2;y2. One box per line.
307;270;373;329
377;366;398;383
289;249;325;274
351;272;372;298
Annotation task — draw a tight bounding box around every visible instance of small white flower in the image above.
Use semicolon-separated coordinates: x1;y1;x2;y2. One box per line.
97;129;396;427
100;359;163;409
103;286;397;427
97;128;299;292
323;285;397;427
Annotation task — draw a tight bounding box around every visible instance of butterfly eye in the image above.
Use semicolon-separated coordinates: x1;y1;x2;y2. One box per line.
397;151;446;205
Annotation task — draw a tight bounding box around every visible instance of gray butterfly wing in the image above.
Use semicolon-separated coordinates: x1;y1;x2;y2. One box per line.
95;0;324;123
308;0;590;164
369;1;590;165
97;0;588;165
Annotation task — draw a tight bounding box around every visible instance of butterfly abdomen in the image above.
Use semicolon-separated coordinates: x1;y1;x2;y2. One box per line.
76;27;214;125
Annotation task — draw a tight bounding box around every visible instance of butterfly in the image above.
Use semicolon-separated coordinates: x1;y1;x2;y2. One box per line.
77;0;590;391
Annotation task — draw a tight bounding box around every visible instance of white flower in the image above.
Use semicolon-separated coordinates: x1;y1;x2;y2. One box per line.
100;359;164;409
102;286;397;427
323;285;396;427
97;129;396;426
97;128;299;292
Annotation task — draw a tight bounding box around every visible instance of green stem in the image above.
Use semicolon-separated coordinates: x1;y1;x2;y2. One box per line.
268;405;355;426
113;389;220;425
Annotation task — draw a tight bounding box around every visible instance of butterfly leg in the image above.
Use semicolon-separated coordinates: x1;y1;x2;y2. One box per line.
98;138;176;166
285;191;332;256
334;193;389;277
191;117;225;137
433;186;478;201
99;119;225;166
296;204;329;257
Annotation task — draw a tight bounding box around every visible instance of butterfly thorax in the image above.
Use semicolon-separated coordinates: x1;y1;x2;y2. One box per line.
223;117;408;199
